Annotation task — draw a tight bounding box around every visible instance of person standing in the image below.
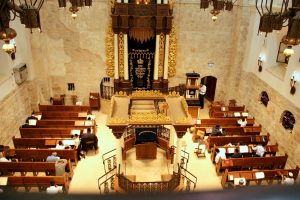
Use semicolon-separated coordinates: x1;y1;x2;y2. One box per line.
199;83;207;109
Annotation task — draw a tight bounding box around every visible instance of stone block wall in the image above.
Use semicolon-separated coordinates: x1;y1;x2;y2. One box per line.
234;72;300;169
0;83;35;147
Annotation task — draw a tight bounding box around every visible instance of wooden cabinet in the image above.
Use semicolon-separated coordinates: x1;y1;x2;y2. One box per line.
89;92;100;110
185;72;200;107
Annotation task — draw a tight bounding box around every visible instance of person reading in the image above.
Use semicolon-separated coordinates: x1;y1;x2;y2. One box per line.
237;118;247;127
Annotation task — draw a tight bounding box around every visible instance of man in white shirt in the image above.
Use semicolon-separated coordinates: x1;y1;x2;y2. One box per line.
251;144;265;157
215;148;226;164
281;172;295;185
237;118;247;127
46;152;60;162
0;152;10;162
199;84;207;109
46;181;63;194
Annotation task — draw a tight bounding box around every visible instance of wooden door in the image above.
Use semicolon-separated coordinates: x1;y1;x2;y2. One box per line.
201;76;217;102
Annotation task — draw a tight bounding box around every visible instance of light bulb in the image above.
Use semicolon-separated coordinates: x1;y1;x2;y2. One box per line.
72;12;77;19
212;15;217;21
2;42;15;54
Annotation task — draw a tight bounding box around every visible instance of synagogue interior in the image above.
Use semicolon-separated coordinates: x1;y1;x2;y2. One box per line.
0;0;300;198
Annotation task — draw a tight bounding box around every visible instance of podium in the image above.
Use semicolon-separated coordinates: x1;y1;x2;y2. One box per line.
136;143;157;160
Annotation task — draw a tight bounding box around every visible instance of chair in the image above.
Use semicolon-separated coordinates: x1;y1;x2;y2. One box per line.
84;140;97;154
194;132;206;158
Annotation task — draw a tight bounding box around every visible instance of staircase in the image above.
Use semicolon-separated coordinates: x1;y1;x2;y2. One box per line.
130;100;156;114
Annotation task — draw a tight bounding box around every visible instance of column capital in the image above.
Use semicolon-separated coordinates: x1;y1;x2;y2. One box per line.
107;125;127;139
173;124;191;138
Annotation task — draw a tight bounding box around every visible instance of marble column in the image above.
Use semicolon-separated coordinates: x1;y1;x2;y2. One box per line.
114;34;119;80
124;34;129;80
157;0;162;4
174;136;182;173
117;0;121;3
163;0;168;4
163;34;169;80
124;0;128;3
154;34;160;80
115;137;123;173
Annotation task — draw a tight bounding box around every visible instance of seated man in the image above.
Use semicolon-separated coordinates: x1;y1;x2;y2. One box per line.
81;128;98;152
46;180;63;194
56;141;65;149
25;112;38;126
281;172;295;185
211;124;224;136
237;118;247;127
0;152;10;162
251;144;265;157
215;148;226;164
230;148;242;158
46;152;60;162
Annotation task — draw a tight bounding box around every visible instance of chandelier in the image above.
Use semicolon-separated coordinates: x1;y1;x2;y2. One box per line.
0;0;45;54
200;0;236;21
58;0;93;19
256;0;300;57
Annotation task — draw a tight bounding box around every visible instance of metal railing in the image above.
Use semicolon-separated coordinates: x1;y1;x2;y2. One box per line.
102;149;116;173
97;166;117;194
180;166;197;192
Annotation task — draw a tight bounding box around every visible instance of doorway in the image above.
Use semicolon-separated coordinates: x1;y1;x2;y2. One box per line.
201;76;217;102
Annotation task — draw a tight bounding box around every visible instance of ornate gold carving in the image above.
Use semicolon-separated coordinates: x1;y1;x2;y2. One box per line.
109;117;127;124
168;25;177;77
168;91;180;97
129;113;171;123
131;90;164;97
115;91;127;96
105;19;114;77
158;33;165;78
180;97;189;115
175;117;190;124
119;32;124;78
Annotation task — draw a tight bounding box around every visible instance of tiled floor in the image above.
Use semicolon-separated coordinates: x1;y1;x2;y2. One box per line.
68;99;222;194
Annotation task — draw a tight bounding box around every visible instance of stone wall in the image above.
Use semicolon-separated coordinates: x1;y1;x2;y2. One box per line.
30;0;111;104
234;72;300;169
0;82;36;147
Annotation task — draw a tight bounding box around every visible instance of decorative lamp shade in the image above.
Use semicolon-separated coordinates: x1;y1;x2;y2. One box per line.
273;13;284;31
213;0;225;10
259;14;274;33
0;28;17;41
75;0;84;7
84;0;92;7
2;41;15;54
24;8;40;29
283;47;295;57
58;0;67;7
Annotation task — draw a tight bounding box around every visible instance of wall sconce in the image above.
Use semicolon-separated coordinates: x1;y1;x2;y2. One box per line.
258;57;263;72
290;76;296;95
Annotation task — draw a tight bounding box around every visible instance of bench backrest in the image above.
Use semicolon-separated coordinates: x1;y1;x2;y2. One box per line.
39;104;91;113
39;111;87;120
196;118;255;127
12;149;78;165
19;128;81;138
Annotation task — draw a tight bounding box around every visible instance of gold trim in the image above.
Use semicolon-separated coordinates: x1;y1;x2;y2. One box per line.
114;91;127;96
168;91;180;97
109;117;127;124
105;19;114;77
180;97;189;115
129;113;171;123
131;90;164;97
119;32;124;78
158;33;165;78
175;117;190;124
168;25;177;77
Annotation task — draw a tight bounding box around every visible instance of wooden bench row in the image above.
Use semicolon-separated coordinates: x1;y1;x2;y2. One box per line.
35;120;96;133
39;104;91;113
3;149;78;165
0;160;73;179
206;133;270;152
19;127;93;138
210;143;279;163
195;118;255;127
210;111;249;118
194;125;262;137
216;154;288;175
13;137;72;148
35;111;88;120
221;167;299;188
0;175;69;192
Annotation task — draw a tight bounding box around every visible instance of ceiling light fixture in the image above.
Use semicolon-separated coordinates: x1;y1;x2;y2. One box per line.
58;0;93;19
200;0;236;21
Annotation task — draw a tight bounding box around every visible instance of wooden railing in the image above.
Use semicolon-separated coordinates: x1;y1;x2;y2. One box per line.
117;172;181;193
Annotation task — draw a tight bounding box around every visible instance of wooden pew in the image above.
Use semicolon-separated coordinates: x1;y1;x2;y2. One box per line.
0;160;73;179
196;118;255;127
39;104;91;113
19;128;83;138
210;111;249;118
209;105;245;117
193;125;262;137
37;111;88;120
206;133;270;152
221;167;299;188
216;154;288;175
13;137;76;149
210;143;279;163
1;175;69;192
35;120;96;133
6;149;78;165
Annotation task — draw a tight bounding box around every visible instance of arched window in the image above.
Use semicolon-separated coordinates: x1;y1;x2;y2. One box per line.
280;111;295;132
260;91;269;107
